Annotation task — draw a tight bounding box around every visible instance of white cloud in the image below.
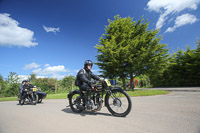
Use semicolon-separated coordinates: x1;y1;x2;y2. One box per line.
23;62;71;79
32;65;69;79
165;13;198;32
44;64;50;67
18;75;30;83
147;0;200;29
23;62;40;70
43;25;60;34
18;75;48;83
0;13;38;47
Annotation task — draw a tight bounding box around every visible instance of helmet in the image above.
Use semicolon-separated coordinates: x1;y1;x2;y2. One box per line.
84;60;93;69
22;80;27;84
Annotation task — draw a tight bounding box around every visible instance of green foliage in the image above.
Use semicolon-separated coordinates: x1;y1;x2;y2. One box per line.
151;41;200;87
0;72;20;97
95;15;169;89
59;75;77;93
31;77;57;94
134;75;151;88
0;72;77;97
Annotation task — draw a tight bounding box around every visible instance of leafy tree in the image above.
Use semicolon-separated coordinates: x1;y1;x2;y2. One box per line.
152;40;200;87
59;75;75;92
0;74;6;96
2;72;20;97
30;73;37;81
32;78;57;94
95;15;169;89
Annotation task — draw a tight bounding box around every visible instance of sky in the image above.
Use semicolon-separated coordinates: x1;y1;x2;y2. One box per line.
0;0;200;80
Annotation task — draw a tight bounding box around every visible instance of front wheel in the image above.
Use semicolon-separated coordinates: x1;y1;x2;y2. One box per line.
38;98;42;103
105;89;132;117
32;94;38;105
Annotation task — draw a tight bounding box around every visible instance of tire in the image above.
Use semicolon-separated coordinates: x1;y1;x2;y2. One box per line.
105;89;132;117
19;98;25;105
32;94;38;105
69;92;84;113
38;98;42;103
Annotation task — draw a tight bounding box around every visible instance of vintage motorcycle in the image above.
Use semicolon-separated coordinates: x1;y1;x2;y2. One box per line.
19;87;38;105
68;79;132;117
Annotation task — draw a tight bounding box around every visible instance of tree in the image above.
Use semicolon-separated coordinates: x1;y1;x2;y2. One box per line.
0;74;6;95
2;72;20;97
30;73;37;81
95;15;169;89
59;75;75;92
152;40;200;87
7;72;19;84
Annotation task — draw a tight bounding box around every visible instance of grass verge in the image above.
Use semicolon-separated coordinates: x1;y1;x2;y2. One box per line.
0;97;18;102
46;93;68;99
0;89;169;102
127;89;169;97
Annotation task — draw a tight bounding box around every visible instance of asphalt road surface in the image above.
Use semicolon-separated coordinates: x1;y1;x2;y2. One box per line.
0;88;200;133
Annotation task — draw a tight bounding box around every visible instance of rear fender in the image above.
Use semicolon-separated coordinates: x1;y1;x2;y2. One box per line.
67;90;81;99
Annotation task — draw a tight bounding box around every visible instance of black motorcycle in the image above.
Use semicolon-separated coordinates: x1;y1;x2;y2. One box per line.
19;87;38;105
68;79;132;117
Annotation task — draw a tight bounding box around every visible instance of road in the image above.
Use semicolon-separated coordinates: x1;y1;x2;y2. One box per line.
0;88;200;133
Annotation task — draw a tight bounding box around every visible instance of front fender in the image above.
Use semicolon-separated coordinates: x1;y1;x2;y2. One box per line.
105;87;124;107
67;90;81;99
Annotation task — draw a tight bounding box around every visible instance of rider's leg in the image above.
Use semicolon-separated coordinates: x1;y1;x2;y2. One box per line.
80;84;92;105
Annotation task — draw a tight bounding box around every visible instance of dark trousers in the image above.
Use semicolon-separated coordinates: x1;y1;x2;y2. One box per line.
80;84;92;102
18;90;23;98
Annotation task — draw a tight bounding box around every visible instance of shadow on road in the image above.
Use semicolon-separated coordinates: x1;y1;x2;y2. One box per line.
16;102;44;106
61;107;112;117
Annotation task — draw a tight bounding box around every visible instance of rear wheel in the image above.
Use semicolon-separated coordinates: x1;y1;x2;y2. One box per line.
105;89;132;117
69;92;84;113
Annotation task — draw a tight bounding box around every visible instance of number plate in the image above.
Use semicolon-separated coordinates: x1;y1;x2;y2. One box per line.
105;79;111;87
33;88;37;92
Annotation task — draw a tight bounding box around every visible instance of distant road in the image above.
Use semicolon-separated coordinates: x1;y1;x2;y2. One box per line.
136;87;200;92
0;88;200;133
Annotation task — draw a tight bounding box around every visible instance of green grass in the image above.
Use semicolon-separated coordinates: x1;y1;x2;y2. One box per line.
0;96;18;102
127;89;169;97
46;93;68;99
0;89;168;102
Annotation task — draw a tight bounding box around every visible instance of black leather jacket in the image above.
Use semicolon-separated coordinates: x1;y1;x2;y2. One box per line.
23;84;34;90
78;68;100;86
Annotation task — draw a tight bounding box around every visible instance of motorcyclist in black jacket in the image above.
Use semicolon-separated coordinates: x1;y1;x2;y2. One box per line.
77;60;100;108
23;80;33;90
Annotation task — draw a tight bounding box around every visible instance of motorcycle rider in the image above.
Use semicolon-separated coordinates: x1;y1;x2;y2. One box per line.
23;80;33;90
77;60;101;109
18;80;26;100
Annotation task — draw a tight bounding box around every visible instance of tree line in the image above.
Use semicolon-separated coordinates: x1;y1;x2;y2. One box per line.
0;73;78;97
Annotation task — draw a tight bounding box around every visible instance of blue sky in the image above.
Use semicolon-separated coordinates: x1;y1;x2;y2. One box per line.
0;0;200;80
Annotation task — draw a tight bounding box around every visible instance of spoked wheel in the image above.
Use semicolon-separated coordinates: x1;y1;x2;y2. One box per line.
69;92;84;113
32;94;38;105
105;89;132;117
